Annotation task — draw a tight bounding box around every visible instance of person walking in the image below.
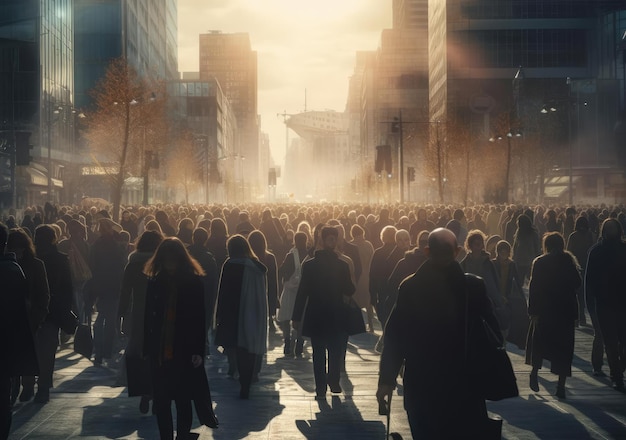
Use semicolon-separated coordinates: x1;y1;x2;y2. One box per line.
377;228;498;438
6;229;49;403
214;235;268;399
512;214;542;285
277;232;308;356
566;216;594;327
1;223;38;440
292;226;355;399
32;224;74;403
585;218;626;391
349;224;375;332
143;238;217;440
526;232;582;398
118;230;163;414
89;218;127;366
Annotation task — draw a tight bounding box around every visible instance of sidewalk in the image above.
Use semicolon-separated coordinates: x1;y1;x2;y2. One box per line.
9;323;626;439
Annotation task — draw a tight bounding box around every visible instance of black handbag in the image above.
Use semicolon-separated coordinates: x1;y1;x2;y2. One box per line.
342;298;366;336
58;310;79;335
125;356;152;397
465;281;519;401
74;323;93;358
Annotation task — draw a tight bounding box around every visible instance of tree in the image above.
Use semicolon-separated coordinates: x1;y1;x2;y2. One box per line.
83;58;166;221
165;131;202;205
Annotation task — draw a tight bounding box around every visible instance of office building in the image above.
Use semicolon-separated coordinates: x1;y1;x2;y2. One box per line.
0;0;74;207
199;31;260;198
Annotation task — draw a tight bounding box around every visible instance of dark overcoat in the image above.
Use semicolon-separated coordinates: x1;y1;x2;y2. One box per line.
37;245;74;328
143;272;206;399
292;249;355;338
526;252;581;376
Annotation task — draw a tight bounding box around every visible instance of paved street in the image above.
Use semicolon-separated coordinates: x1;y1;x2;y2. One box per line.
9;322;626;439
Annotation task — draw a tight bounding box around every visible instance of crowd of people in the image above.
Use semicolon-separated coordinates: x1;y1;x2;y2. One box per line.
2;200;626;439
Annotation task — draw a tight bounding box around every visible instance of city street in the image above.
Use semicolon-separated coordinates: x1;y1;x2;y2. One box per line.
9;322;626;439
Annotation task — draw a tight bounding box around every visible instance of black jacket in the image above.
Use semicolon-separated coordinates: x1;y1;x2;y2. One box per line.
292;249;355;338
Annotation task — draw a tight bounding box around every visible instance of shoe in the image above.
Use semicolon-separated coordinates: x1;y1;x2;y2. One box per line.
613;380;625;392
19;387;34;402
139;395;150;414
294;339;304;357
239;388;250;399
329;383;342;394
34;388;49;404
375;337;384;353
529;373;539;392
283;339;291;355
555;386;566;399
593;370;607;377
93;357;102;367
315;393;326;400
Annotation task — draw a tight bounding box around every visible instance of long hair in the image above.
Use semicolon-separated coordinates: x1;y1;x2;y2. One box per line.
7;228;36;261
226;234;257;260
144;237;204;277
209;217;228;238
542;231;580;270
248;230;268;259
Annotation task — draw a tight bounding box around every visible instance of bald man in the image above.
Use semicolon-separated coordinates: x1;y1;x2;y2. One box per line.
377;228;500;438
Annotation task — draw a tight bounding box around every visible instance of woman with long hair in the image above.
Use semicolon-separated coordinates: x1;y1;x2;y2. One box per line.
214;235;268;399
526;232;581;399
512;214;542;284
119;230;163;414
6;228;50;403
143;238;217;439
206;217;229;271
248;230;279;337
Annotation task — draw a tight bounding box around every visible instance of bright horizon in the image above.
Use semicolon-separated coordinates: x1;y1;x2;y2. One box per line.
177;0;392;168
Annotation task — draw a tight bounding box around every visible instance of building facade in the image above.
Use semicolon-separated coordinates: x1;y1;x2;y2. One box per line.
199;31;260;200
167;79;238;203
428;0;626;203
0;0;75;208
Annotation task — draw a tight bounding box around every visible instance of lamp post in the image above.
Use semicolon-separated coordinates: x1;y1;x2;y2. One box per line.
489;130;522;203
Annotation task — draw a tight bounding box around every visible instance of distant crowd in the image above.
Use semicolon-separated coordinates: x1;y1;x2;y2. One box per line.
2;200;625;439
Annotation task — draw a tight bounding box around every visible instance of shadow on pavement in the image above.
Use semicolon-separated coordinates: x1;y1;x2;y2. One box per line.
296;395;385;439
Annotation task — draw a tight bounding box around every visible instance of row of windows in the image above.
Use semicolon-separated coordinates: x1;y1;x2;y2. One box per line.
459;0;597;20
452;29;588;68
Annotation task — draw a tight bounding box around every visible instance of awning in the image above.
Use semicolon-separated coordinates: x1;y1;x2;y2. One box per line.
24;167;63;188
543;185;568;198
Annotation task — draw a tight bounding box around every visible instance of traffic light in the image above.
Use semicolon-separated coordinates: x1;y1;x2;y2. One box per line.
15;131;33;166
391;117;400;134
375;145;392;175
407;166;415;182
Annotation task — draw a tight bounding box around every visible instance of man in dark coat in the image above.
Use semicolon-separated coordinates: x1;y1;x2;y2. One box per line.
1;223;38;438
585;218;626;392
186;227;219;339
377;228;496;438
292;226;355;399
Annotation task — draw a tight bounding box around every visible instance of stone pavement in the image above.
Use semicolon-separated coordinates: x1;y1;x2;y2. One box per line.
8;322;626;439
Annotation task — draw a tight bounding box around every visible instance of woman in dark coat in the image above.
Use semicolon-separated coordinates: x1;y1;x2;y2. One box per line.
6;228;49;403
214;235;268;399
206;217;229;271
512;214;542;284
33;224;74;403
526;232;581;398
248;230;278;334
143;238;217;440
566;216;594;326
118;230;163;414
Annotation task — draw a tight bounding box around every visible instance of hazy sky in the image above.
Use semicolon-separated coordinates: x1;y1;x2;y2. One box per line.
177;0;392;166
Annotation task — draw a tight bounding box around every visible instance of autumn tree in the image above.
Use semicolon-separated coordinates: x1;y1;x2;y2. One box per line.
165;131;202;205
83;58;167;221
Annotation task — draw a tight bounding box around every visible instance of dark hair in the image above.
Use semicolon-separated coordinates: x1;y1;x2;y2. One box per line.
210;218;228;238
321;226;338;241
136;230;163;253
600;218;623;242
294;231;307;247
34;224;57;247
350;224;364;240
7;228;36;261
226;234;257;260
574;216;589;233
543;232;565;254
192;227;209;246
465;229;486;252
144;237;204;277
248;230;268;258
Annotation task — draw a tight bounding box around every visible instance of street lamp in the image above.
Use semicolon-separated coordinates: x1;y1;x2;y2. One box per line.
490;130;522;202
